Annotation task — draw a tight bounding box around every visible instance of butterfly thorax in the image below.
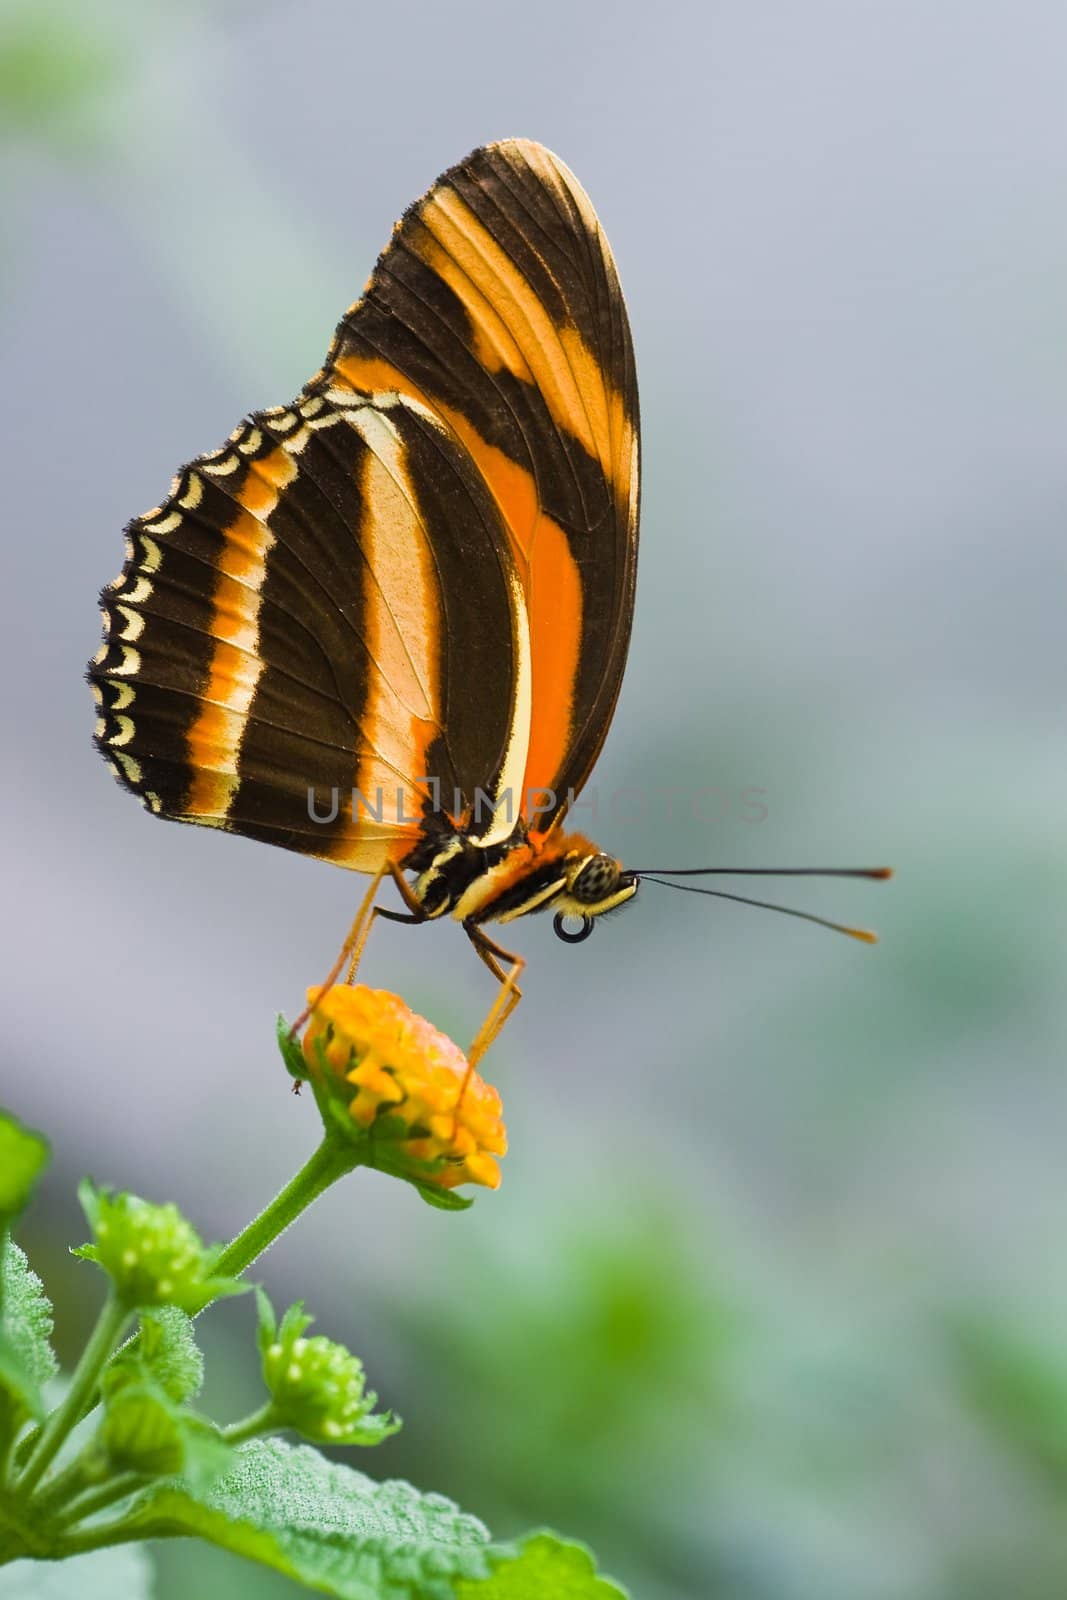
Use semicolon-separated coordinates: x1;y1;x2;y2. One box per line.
407;823;638;928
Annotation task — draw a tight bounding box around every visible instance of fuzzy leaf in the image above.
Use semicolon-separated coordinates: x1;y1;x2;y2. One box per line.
0;1546;153;1598
123;1436;496;1598
457;1533;629;1598
0;1109;49;1227
0;1240;57;1428
106;1306;204;1403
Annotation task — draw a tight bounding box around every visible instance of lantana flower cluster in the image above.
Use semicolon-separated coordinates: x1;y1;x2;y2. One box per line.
302;985;507;1191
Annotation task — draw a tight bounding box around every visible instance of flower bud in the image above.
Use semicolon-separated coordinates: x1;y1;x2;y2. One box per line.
73;1183;246;1314
98;1381;186;1476
257;1292;399;1447
97;1375;231;1487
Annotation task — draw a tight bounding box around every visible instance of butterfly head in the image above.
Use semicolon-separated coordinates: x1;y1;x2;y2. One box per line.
466;828;638;937
541;835;639;943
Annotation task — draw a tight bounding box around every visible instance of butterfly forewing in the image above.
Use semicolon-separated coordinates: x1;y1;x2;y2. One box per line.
321;138;640;822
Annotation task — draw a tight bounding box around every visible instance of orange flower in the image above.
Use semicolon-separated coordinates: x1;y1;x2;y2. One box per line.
302;986;507;1191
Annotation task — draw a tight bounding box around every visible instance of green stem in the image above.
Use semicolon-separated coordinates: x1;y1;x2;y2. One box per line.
55;1514;163;1558
222;1401;279;1445
17;1293;131;1497
214;1135;360;1280
56;1471;146;1530
0;1488;52;1560
31;1453;95;1516
42;1134;361;1455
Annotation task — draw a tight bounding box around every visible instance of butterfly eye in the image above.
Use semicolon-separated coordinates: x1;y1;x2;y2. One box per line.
571;854;620;904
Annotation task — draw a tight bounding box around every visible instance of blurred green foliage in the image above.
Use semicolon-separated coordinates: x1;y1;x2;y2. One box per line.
390;1208;732;1510
0;3;121;155
383;1209;734;1598
950;1312;1067;1488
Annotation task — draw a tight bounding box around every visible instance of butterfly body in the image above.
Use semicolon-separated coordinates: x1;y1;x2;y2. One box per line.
406;821;637;927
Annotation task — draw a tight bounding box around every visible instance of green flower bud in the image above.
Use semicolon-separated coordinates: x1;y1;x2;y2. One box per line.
97;1376;231;1487
256;1291;400;1447
98;1381;185;1476
73;1182;246;1314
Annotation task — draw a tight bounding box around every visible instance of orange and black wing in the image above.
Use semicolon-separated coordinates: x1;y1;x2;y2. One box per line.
91;139;637;864
320;138;640;822
90;389;524;868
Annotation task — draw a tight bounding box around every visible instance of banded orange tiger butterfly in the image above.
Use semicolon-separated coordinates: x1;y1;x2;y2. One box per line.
89;139;887;1057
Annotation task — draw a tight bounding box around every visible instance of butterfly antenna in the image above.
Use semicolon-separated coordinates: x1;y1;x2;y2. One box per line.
630;867;893;881
635;866;892;944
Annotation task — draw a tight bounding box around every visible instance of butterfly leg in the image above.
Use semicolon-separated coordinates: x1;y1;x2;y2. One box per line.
463;925;526;1073
449;928;523;1136
290;861;425;1035
343;860;426;982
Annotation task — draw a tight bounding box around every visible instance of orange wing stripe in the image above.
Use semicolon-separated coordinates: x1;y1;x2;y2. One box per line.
185;447;295;819
521;522;581;803
418;190;633;502
332;353;582;806
342;408;441;859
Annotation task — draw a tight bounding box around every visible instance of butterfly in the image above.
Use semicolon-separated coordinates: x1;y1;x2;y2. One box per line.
90;139;886;1060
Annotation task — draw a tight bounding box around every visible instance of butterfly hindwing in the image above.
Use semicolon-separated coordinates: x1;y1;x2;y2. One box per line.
91;390;524;867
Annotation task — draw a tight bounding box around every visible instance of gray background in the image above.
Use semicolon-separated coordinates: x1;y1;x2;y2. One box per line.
3;2;1067;1596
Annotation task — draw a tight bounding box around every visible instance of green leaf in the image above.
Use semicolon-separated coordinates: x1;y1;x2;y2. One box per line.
0;1545;153;1598
0;1109;49;1228
124;1436;496;1598
106;1306;204;1404
364;1144;474;1212
0;1239;57;1430
254;1286;294;1351
411;1181;474;1214
276;1014;310;1080
457;1533;629;1599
